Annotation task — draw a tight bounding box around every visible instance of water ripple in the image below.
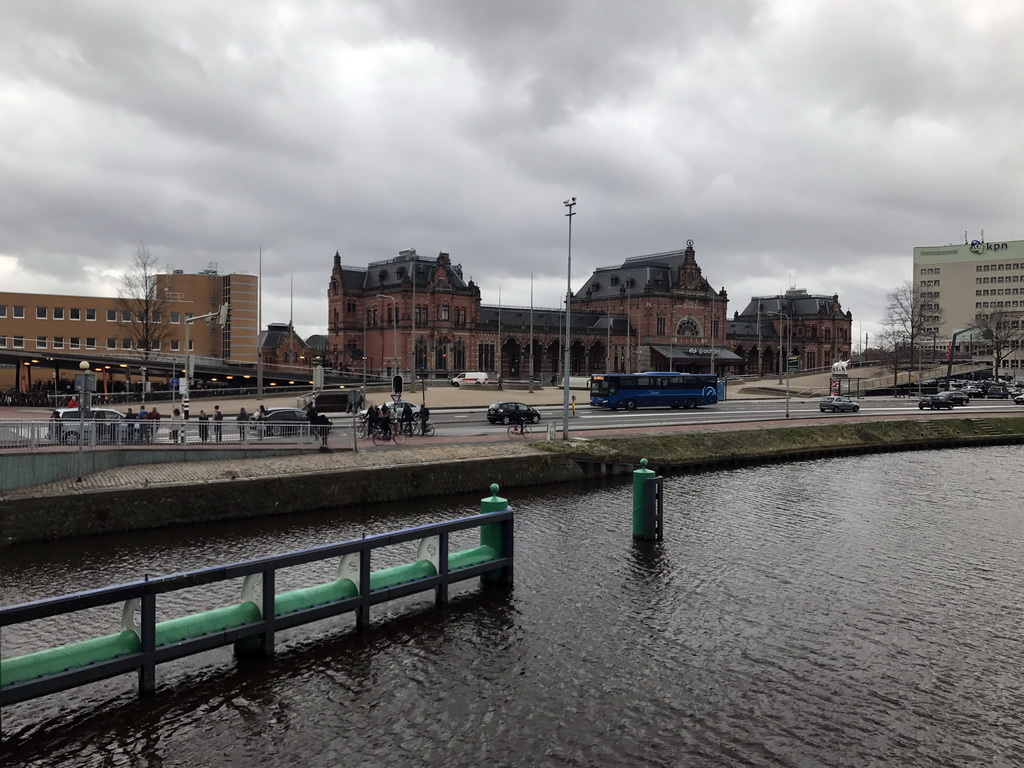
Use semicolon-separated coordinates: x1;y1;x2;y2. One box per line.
5;447;1024;766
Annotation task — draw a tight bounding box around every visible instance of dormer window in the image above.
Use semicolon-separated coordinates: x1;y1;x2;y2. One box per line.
610;276;619;285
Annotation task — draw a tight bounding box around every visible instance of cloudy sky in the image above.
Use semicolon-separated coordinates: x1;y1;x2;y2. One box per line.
2;1;1022;346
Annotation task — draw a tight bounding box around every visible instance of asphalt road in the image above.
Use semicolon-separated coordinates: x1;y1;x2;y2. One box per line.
429;396;1024;437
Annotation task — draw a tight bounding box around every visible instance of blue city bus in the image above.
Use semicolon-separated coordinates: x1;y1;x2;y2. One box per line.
589;372;719;410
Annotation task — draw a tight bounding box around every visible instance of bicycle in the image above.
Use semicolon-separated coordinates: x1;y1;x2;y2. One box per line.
507;421;532;438
372;424;407;446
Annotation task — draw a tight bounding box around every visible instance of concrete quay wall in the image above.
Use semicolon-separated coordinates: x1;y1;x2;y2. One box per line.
0;452;586;544
2;446;310;493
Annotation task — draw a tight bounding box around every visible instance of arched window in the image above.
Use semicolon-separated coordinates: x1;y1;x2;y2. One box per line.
677;317;700;338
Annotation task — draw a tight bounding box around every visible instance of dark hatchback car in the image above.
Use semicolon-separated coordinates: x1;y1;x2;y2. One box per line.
918;394;955;410
262;407;314;436
942;390;970;406
984;385;1010;399
486;401;541;424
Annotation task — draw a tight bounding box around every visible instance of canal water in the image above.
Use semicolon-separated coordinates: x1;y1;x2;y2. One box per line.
3;445;1024;767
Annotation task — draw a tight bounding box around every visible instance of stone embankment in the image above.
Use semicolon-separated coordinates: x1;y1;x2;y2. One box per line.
3;417;1024;545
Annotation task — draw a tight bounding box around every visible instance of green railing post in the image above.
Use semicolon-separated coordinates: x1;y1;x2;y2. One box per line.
480;483;508;583
633;458;655;538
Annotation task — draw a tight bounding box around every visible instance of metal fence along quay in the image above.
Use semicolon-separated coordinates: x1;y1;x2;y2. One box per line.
0;491;514;712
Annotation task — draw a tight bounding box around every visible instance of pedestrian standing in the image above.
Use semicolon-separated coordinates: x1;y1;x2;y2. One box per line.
169;408;183;444
148;407;162;443
256;404;268;439
198;409;210;442
212;405;223;441
125;408;137;443
137;405;149;443
237;407;249;441
48;410;62;442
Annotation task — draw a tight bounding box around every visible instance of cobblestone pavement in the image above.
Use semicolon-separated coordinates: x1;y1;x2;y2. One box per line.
11;441;545;498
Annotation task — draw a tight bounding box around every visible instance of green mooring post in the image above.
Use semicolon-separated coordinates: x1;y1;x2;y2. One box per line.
480;483;508;583
633;458;655;538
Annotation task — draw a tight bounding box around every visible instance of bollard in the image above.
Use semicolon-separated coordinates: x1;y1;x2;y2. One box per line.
632;458;655;538
480;483;510;583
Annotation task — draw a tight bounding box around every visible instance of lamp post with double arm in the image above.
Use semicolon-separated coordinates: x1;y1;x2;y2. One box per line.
562;197;576;440
376;294;398;379
767;311;791;418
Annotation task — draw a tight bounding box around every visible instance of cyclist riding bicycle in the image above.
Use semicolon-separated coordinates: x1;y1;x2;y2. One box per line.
509;408;528;433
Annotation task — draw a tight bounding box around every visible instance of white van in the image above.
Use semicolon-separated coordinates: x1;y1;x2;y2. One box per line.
450;371;489;387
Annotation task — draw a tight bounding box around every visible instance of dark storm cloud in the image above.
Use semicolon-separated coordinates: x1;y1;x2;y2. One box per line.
1;0;1022;337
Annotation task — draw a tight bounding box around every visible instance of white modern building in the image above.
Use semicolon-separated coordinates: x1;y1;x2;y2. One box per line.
913;236;1024;372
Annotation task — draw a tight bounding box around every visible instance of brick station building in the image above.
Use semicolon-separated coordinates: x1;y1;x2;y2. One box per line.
325;241;852;382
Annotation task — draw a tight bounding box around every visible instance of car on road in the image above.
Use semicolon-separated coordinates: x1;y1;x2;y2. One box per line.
1014;393;1024;406
51;407;129;444
262;407;314;437
964;385;984;397
942;390;970;406
818;395;860;413
487;401;541;424
985;385;1010;399
918;394;955;410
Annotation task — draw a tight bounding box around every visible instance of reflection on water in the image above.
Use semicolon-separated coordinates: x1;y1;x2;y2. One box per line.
4;446;1024;767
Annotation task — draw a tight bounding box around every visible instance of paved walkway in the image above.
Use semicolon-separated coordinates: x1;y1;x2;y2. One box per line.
11;441;545;498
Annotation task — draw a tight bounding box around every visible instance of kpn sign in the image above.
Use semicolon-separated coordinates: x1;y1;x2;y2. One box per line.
970;239;1009;254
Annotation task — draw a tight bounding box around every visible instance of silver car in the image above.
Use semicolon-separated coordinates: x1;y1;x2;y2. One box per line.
818;395;860;413
51;407;128;444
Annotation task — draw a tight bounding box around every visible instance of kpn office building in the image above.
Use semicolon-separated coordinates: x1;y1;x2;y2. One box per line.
913;236;1024;373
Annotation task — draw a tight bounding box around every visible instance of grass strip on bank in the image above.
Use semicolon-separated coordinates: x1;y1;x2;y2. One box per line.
534;418;1024;465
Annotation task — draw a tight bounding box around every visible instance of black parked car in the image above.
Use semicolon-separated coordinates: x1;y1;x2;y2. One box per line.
942;390;970;406
487;401;541;424
985;386;1009;399
918;394;955;410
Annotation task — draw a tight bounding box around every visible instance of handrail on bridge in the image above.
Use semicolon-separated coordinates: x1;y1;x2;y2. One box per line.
0;506;514;708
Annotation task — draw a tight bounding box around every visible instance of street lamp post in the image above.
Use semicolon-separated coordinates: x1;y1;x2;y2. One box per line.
562;197;576;440
376;294;398;380
182;304;229;420
767;311;791;418
76;360;90;482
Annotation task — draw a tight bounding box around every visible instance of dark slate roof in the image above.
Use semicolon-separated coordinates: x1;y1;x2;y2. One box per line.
260;323;297;350
574;249;686;300
734;289;846;320
305;334;329;353
363;249;468;293
338;267;365;291
726;318;779;340
477;306;631;334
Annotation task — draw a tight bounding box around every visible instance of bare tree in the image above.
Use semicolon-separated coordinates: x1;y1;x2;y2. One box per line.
881;281;940;369
875;325;909;395
116;243;172;361
971;309;1024;379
